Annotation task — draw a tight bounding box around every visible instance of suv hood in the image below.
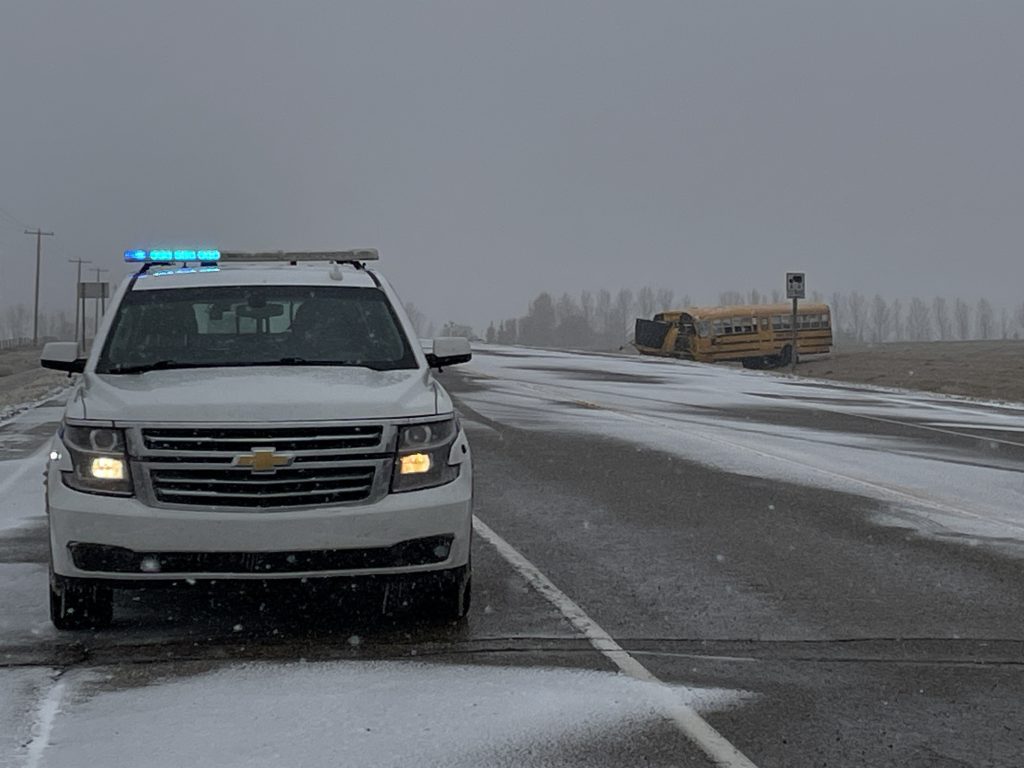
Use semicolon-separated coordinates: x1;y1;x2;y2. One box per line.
71;367;447;424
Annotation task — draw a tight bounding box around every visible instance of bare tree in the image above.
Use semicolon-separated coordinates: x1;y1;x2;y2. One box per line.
869;295;891;343
748;289;762;305
907;297;932;341
636;286;656;319
890;298;904;341
954;299;971;340
517;293;554;346
613;289;634;340
654;288;675;312
554;293;579;325
932;297;951;341
1000;308;1011;339
580;290;594;327
828;292;844;341
847;292;868;342
3;305;30;339
976;298;995;340
595;290;612;340
718;290;744;306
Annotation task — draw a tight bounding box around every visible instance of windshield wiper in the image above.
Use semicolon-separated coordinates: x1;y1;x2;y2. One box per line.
102;360;237;375
103;360;188;375
271;357;390;371
103;358;396;374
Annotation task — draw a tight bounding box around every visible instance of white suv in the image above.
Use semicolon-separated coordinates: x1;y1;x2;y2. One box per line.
40;249;473;630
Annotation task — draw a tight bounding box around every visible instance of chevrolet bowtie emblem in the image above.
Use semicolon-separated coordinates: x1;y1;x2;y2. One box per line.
232;447;295;474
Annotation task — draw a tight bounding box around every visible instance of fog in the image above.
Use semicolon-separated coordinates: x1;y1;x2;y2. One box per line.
1;1;1022;332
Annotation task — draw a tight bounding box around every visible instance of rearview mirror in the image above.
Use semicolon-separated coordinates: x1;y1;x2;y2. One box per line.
41;342;86;373
426;337;472;369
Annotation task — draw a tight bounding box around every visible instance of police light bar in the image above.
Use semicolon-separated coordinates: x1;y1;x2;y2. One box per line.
217;249;379;263
124;249;220;263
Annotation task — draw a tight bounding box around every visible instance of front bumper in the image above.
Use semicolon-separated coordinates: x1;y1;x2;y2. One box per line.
47;460;473;582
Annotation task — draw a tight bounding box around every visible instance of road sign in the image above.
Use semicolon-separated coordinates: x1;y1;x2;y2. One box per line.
786;272;805;300
78;282;110;299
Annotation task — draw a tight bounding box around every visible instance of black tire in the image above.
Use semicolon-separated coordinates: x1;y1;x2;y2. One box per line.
49;570;113;630
422;565;472;623
742;356;775;370
778;345;794;367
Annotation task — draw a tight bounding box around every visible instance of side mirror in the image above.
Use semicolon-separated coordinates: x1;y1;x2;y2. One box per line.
41;342;86;374
426;337;472;369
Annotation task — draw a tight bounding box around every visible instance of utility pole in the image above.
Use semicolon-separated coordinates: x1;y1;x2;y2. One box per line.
785;272;806;373
93;267;109;338
25;228;55;345
68;258;91;348
791;296;799;373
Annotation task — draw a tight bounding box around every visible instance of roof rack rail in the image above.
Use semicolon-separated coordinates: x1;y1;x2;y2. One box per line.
219;249;379;264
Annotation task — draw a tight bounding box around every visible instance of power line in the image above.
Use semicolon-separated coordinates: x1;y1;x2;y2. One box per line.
0;205;28;229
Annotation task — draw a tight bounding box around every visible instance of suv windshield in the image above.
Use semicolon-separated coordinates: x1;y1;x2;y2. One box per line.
96;285;417;373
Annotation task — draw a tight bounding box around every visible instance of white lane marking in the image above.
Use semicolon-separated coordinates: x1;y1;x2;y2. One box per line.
23;675;67;768
474;516;759;768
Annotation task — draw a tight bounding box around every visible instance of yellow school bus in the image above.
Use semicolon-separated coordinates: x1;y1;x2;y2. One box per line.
633;303;832;369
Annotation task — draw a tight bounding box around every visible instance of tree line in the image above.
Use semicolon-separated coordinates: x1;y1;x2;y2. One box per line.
480;289;1024;349
0;306;74;342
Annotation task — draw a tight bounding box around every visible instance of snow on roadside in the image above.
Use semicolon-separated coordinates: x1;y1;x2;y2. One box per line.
460;347;1024;546
10;660;751;768
0;445;50;533
0;666;61;766
0;386;69;428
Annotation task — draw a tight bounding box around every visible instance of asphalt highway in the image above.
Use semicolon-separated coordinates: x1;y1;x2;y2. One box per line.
2;346;1023;767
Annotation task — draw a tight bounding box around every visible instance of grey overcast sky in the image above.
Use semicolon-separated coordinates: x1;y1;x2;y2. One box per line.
1;1;1022;329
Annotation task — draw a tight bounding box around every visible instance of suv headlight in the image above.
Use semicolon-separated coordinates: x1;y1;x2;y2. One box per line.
391;418;459;493
60;424;134;496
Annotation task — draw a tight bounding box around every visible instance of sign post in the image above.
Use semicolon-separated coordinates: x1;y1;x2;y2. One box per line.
785;272;805;372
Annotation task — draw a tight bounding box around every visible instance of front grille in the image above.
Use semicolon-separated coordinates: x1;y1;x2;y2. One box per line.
68;535;454;574
138;424;389;509
150;466;376;507
143;425;383;453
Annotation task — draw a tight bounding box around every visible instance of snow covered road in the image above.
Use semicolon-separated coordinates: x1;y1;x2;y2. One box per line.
3;349;1024;767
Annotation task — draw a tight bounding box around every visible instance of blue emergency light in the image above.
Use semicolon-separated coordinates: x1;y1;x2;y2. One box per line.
124;249;221;263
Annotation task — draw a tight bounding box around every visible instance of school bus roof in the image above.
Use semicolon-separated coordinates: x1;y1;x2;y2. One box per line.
656;303;831;321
